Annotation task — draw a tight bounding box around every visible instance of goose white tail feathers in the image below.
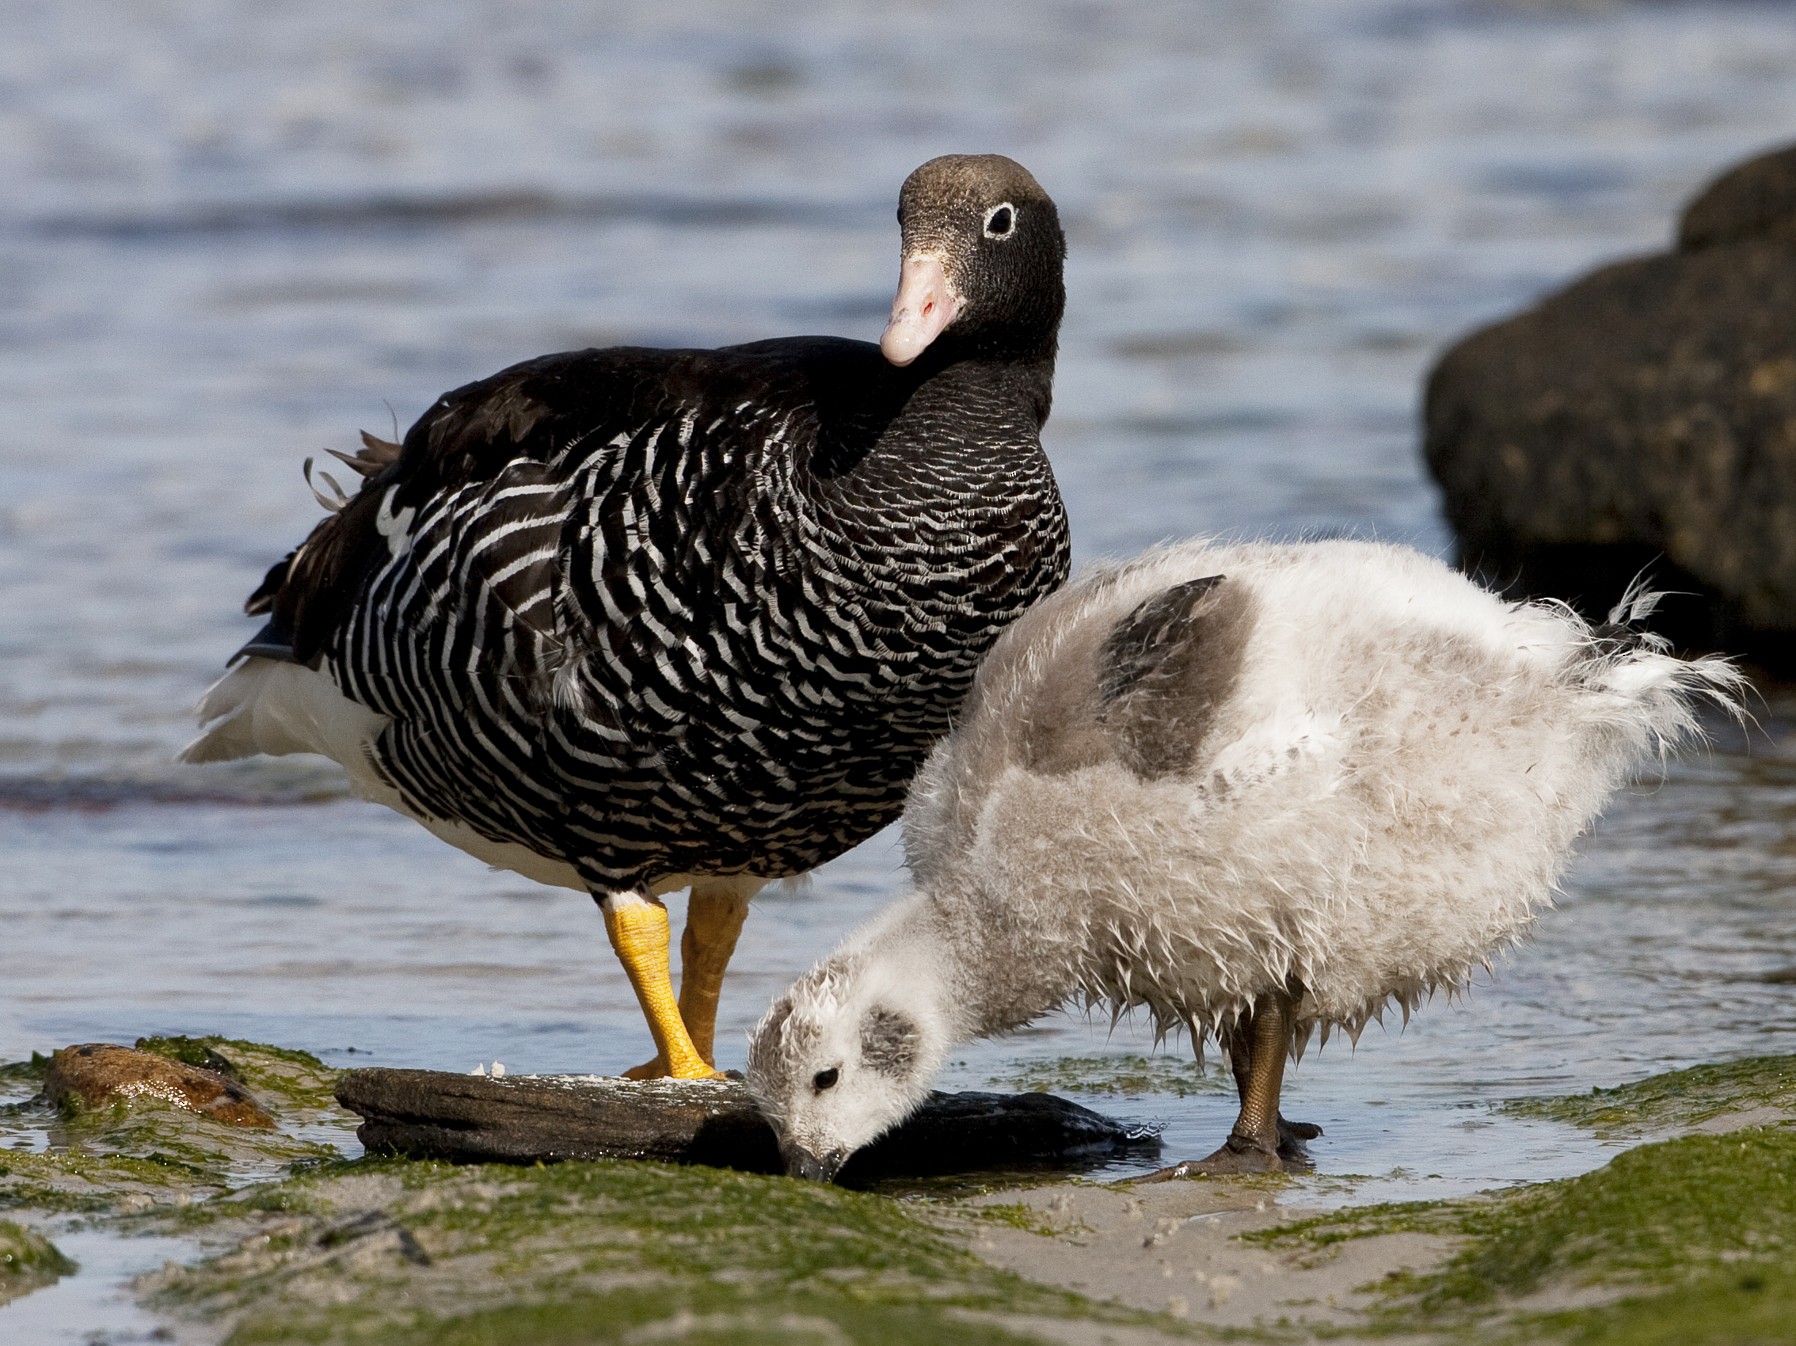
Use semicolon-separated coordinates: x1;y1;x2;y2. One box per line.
179;657;389;775
1604;576;1667;628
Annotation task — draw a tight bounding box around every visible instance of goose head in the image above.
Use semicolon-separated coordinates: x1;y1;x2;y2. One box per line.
882;154;1066;369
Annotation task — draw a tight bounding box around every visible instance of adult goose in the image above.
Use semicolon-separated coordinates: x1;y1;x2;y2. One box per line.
746;539;1741;1178
184;155;1071;1079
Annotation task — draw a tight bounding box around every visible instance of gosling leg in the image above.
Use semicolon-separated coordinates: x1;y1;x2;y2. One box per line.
1227;1019;1323;1162
1137;990;1312;1180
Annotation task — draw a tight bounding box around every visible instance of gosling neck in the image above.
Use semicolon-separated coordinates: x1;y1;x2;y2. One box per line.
857;887;1067;1044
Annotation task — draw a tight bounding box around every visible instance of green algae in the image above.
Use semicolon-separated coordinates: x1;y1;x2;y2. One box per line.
1254;1127;1796;1342
0;1217;76;1304
51;1102;341;1180
0;1053;53;1151
989;1054;1231;1099
1521;1268;1796;1346
973;1202;1066;1236
0;1145;232;1213
1439;1130;1796;1305
230;1295;1072;1346
0;1038;357;1214
150;1155;1185;1346
0;1053;50;1091
1243;1199;1461;1259
1500;1055;1796;1137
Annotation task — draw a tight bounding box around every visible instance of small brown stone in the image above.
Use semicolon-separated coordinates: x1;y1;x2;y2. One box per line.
45;1044;277;1129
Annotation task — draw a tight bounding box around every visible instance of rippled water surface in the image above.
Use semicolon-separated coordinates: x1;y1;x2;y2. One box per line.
6;0;1796;1239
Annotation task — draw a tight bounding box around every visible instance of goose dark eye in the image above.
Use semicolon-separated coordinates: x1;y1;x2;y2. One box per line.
983;204;1015;238
813;1067;839;1091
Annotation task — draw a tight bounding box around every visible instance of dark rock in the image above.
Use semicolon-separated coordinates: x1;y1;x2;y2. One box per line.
336;1069;1159;1182
1680;144;1796;253
45;1043;277;1129
850;1089;1158;1177
1425;141;1796;666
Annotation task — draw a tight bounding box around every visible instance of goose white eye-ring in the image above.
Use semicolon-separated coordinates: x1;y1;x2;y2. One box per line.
983;202;1017;239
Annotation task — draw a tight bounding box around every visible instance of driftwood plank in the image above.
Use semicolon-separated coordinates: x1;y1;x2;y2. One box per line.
336;1069;1159;1181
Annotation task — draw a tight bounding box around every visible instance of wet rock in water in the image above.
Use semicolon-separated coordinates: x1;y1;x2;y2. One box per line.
45;1044;277;1129
337;1069;1159;1181
0;1219;76;1305
1425;140;1796;667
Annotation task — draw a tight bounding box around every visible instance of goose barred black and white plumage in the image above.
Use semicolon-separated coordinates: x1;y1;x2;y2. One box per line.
282;342;1065;889
185;155;1071;1077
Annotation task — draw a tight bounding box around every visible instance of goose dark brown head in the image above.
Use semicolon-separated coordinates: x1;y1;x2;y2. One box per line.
882;154;1066;369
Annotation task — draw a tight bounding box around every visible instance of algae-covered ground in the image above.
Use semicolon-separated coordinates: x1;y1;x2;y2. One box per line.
1246;1055;1796;1344
3;1042;1796;1345
146;1155;1173;1345
0;1036;351;1216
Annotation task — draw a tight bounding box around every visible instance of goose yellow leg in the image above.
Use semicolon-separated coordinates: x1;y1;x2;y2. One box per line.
603;894;720;1081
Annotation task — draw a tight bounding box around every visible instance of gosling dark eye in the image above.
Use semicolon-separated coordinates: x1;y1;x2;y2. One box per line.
983;203;1015;238
813;1067;839;1091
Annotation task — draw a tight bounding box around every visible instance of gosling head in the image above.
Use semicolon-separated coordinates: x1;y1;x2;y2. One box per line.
746;950;949;1182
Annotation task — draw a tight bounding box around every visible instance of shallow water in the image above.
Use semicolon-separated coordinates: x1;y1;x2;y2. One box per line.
0;1227;209;1345
5;0;1796;1268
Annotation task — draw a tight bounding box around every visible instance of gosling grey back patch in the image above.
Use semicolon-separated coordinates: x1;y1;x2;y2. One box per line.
1098;574;1255;779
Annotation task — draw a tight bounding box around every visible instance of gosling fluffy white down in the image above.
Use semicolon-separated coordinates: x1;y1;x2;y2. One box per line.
746;539;1742;1180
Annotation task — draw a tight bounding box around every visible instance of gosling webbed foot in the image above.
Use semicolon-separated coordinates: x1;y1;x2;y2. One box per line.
1139;990;1318;1182
1133;1131;1306;1182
